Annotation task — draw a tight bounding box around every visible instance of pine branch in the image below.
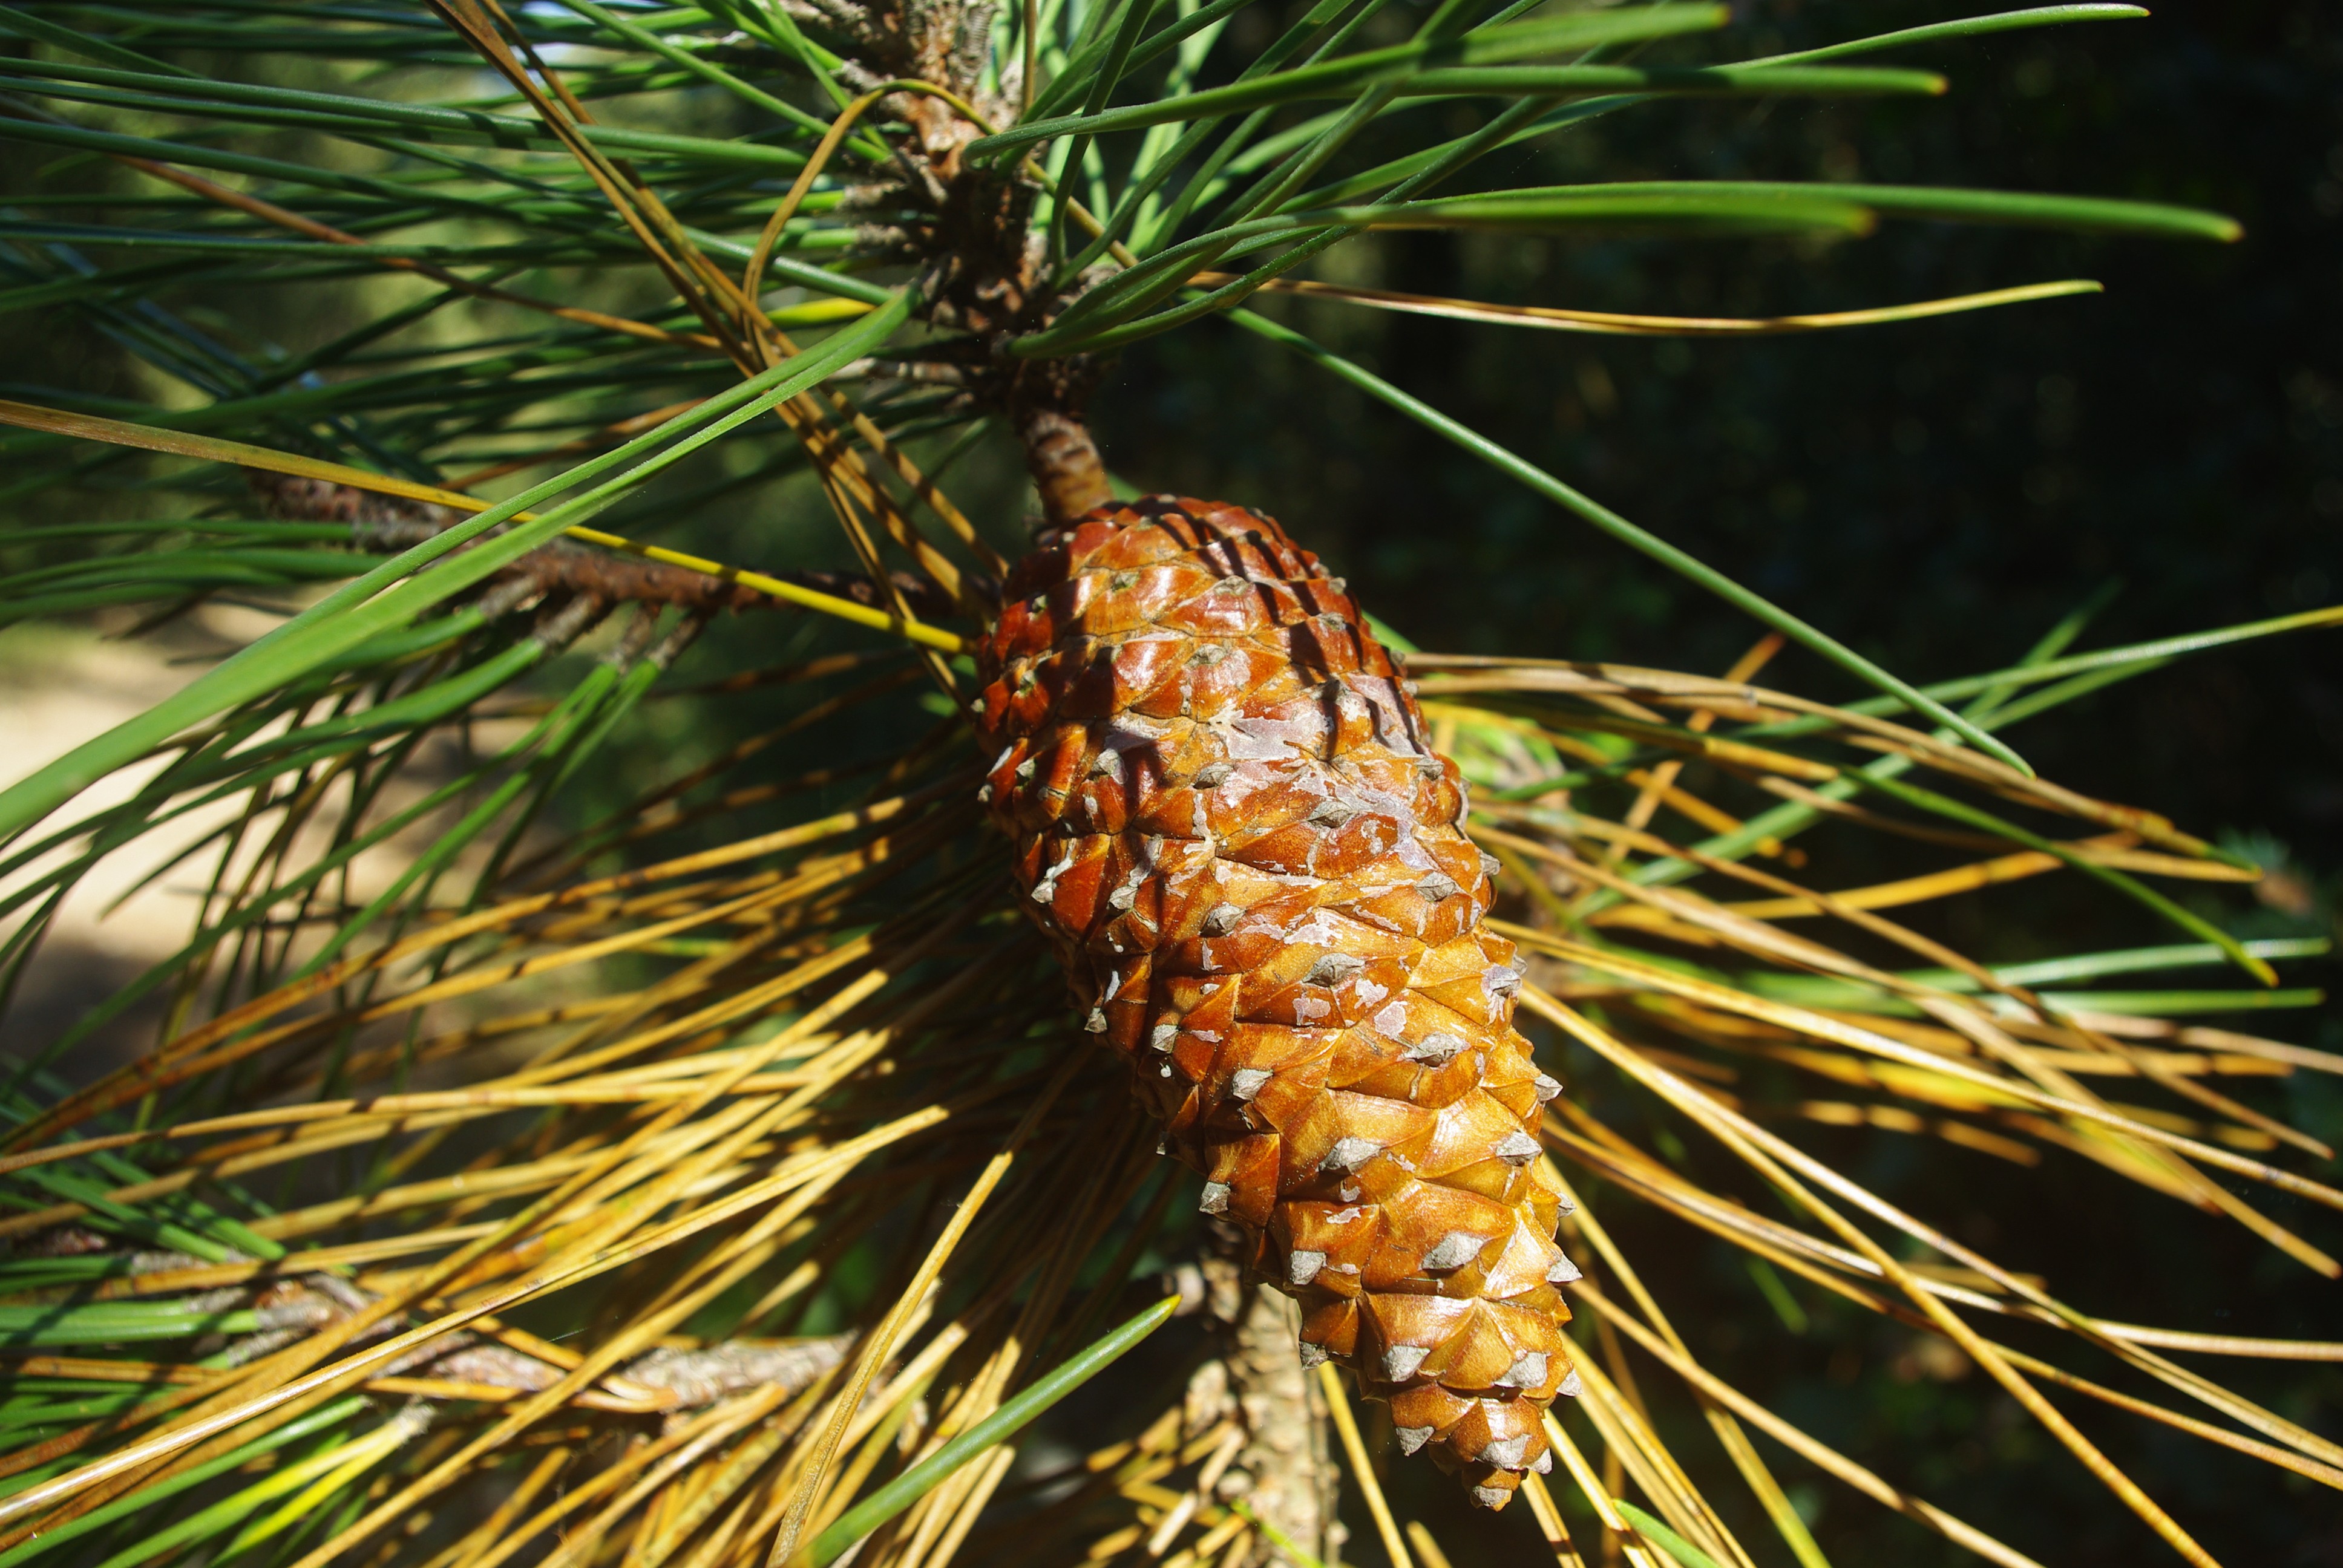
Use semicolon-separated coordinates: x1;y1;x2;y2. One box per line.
247;472;962;622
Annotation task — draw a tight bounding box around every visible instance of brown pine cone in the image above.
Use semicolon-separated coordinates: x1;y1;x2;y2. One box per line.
973;495;1579;1506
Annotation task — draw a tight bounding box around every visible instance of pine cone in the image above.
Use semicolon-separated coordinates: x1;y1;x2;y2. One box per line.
974;496;1579;1506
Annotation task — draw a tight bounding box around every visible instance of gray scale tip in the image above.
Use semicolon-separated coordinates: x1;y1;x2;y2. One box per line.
1401;1031;1466;1066
1420;1230;1485;1272
1304;952;1365;987
1493;1130;1541;1166
1383;1344;1430;1381
1478;1433;1530;1469
1305;797;1358;828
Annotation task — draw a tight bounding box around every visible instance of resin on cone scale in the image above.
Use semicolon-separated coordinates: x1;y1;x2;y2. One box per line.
973;495;1581;1506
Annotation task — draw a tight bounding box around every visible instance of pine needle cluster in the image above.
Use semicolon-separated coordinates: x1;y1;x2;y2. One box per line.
0;3;2332;1567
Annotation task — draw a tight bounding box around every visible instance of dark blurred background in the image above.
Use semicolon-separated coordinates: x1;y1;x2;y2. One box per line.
1092;1;2343;1561
1109;0;2343;878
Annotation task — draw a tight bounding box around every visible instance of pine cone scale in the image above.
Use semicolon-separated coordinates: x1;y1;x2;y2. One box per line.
977;495;1576;1504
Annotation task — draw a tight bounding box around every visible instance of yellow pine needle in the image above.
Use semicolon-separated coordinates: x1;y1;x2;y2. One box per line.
0;1088;979;1537
628;1486;684;1568
85;1224;505;1298
1417;697;1840;784
1548;1168;1828;1568
1427;664;2238;864
1788;1100;2042;1166
1539;1002;2343;1458
1540;1414;1664;1568
301;1121;939;1568
1978;1345;2343;1490
765;1054;1084;1564
4;782;970;1157
1565;1354;1750;1568
738;81;981;310
1193;272;2105;336
1546;1093;2343;1475
1712;843;2258;920
1160;1509;1248;1568
221;1411;427;1555
1230;1501;1331;1568
637;1401;822;1568
0;1083;856;1178
1516;1475;1584;1566
1610;634;1787;860
1537;993;2224;1566
916;1443;1023;1567
798;1369;939;1547
563;526;969;654
469;1393;788;1568
0;399;969;655
1511;932;2343;1212
1561;1298;2049;1568
1146;1426;1244;1557
425;1447;575;1568
532;1393;801;1568
1642;956;2338;1260
1562;1143;2343;1489
1315;1362;1413;1568
1526;808;2330;1166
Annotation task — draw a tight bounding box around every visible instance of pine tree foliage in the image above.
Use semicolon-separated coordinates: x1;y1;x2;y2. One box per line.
0;2;2332;1566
